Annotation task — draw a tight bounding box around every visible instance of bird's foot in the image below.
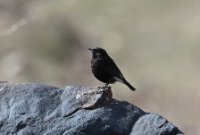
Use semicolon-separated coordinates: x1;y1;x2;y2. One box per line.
105;83;109;87
98;84;111;90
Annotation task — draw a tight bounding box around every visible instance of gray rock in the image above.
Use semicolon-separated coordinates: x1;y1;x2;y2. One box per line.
130;114;183;135
0;82;184;135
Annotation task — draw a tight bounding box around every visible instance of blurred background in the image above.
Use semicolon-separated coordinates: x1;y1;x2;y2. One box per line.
0;0;199;134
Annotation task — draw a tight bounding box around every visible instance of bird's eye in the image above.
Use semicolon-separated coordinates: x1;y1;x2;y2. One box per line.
94;52;101;57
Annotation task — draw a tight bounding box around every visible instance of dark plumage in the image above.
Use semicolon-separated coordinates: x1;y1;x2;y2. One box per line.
89;47;136;91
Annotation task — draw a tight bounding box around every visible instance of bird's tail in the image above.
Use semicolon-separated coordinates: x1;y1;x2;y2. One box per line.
123;79;136;91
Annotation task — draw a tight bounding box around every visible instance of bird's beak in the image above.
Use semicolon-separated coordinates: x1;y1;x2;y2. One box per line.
88;48;93;52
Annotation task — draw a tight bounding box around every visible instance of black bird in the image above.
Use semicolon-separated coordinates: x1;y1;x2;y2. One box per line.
89;47;136;91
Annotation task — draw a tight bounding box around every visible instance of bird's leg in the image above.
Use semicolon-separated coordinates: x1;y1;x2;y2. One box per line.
98;83;109;90
103;83;111;91
105;83;109;88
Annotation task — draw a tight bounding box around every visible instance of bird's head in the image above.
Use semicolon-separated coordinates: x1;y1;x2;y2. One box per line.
89;47;108;58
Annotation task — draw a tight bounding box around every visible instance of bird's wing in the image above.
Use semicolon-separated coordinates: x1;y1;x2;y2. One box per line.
102;58;124;79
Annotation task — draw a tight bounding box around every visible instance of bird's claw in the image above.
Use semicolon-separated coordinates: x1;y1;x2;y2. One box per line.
98;84;110;90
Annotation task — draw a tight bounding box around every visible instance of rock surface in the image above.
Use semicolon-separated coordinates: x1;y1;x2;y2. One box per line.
0;82;184;135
